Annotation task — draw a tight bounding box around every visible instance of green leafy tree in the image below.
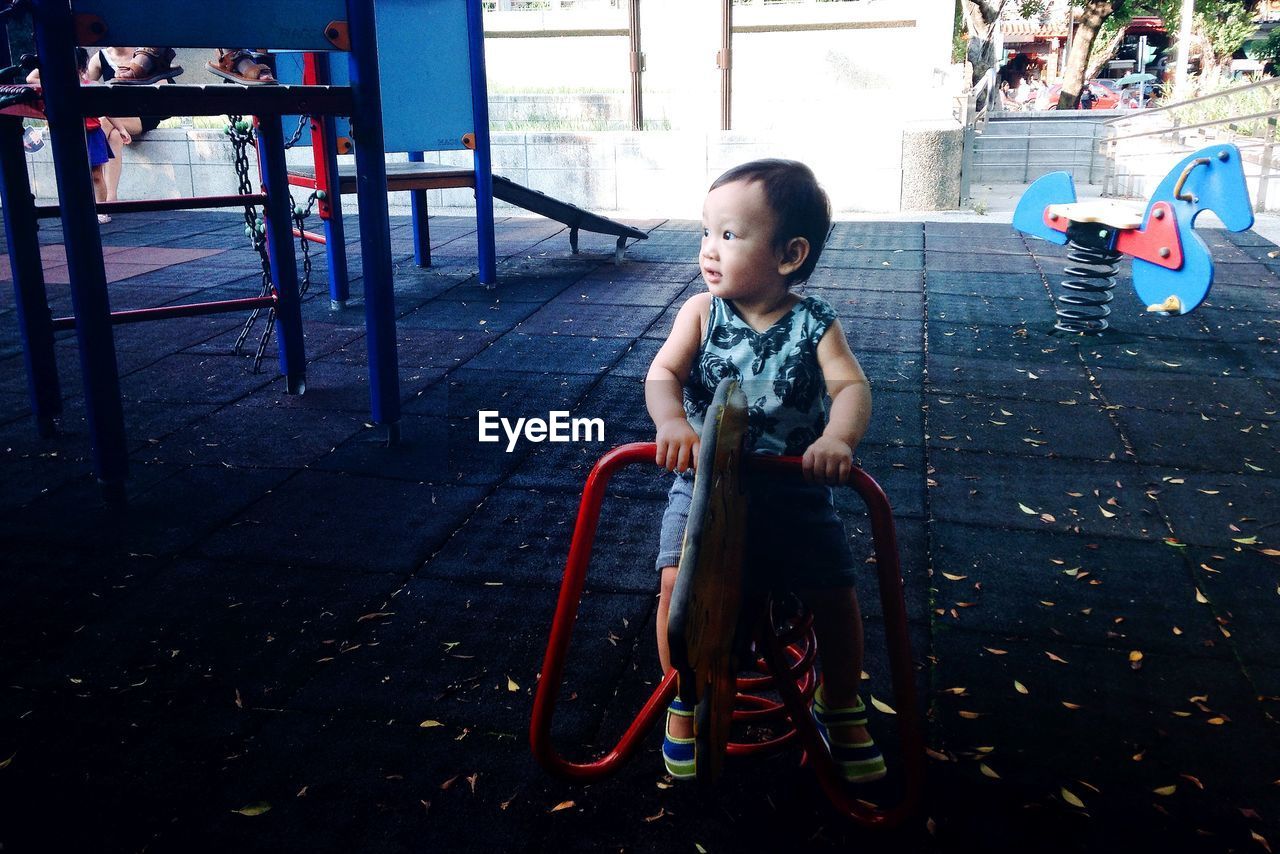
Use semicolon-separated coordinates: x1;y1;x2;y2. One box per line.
1145;0;1258;87
1192;2;1256;80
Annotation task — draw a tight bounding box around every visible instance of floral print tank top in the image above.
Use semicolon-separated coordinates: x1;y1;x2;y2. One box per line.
684;295;838;456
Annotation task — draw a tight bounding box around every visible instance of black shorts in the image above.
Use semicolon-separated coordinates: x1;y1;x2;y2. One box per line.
656;470;859;593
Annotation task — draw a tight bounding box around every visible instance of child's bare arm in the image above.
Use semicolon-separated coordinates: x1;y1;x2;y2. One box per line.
803;319;871;484
645;292;709;472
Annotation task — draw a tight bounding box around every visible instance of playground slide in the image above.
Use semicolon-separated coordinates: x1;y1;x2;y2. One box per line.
291;161;648;258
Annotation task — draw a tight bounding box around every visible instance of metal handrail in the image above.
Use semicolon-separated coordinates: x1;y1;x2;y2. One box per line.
958;68;998;203
1108;107;1280;143
1098;77;1280;209
1103;76;1280;127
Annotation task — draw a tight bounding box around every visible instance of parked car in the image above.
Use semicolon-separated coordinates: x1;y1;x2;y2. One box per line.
1042;80;1122;110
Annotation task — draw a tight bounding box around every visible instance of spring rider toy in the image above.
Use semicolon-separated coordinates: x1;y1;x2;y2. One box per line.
1013;144;1254;333
530;379;926;827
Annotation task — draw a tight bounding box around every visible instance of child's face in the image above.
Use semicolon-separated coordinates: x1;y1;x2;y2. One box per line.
699;179;789;304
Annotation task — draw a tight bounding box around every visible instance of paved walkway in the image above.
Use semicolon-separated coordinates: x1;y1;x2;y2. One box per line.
1;202;1278;852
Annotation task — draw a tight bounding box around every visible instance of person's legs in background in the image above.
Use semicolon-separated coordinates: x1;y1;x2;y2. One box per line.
102;117;141;202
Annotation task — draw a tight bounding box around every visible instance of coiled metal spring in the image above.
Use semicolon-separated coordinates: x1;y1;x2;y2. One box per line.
1054;239;1121;334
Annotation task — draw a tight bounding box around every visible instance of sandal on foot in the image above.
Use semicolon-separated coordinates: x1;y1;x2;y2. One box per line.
207;49;277;85
812;686;887;783
110;47;183;86
662;697;696;779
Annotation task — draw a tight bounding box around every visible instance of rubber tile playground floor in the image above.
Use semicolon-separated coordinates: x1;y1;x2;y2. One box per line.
1;209;1279;853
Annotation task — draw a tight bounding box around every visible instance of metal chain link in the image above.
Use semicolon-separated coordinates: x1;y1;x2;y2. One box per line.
284;114;309;150
227;116;274;368
224;115;319;372
0;85;38;109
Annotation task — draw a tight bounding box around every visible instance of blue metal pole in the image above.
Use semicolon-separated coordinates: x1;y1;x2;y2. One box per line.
256;116;307;394
31;0;127;499
311;52;351;308
346;0;401;439
408;150;432;268
465;0;498;287
0;27;61;437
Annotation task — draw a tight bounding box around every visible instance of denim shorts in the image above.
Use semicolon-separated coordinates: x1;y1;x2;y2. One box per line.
655;470;859;592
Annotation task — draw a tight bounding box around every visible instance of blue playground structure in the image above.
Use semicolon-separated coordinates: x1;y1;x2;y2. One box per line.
0;0;646;502
1012;143;1255;333
0;0;401;502
276;0;647;302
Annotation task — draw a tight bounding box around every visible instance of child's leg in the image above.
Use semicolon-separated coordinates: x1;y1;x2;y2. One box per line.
656;564;693;739
103;118;140;202
103;130;124;202
802;586;870;744
91;164;108;204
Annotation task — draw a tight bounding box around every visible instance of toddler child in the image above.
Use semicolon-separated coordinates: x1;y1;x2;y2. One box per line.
29;48;116;223
645;159;883;783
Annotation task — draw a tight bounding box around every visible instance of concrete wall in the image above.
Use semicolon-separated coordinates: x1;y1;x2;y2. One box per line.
22;121;963;216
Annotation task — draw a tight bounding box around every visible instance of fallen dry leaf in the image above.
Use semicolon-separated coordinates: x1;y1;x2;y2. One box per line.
231;802;271;816
420;720;444;729
958;710;983;719
1179;773;1204;790
1061;787;1085;808
1045;651;1069;664
984;647;1008;656
1014;680;1029;695
870;696;897;715
550;800;576;813
978;762;1000;779
1153;784;1177;796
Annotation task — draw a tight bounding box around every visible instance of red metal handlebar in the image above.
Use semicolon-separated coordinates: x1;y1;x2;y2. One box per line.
530;443;675;778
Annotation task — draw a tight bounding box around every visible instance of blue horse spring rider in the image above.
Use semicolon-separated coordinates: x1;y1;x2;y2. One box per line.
1012;144;1255;334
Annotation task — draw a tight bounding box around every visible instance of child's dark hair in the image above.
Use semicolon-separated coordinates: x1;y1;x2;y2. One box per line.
75;47;89;75
709;159;831;285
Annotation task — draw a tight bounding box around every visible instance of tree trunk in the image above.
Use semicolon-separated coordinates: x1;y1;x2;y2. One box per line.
1085;26;1127;79
964;0;1006;87
1057;0;1116;109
